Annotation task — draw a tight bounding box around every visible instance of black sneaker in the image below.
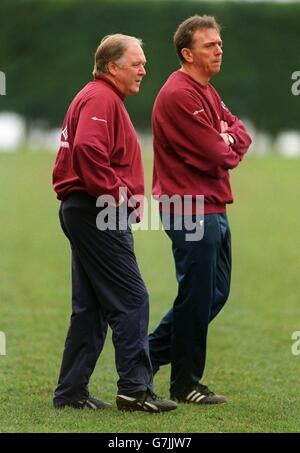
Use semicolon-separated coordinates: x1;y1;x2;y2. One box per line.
174;383;227;405
53;395;111;410
116;390;177;412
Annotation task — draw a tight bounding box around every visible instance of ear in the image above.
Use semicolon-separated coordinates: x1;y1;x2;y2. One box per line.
107;61;118;76
181;48;193;64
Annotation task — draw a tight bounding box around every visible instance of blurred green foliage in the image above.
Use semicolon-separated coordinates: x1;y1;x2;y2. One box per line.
0;0;299;134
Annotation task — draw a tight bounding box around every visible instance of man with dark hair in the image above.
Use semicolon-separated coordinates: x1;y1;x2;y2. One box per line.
52;34;177;413
149;16;251;405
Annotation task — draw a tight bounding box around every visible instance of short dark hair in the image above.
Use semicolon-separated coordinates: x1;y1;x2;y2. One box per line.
174;15;221;63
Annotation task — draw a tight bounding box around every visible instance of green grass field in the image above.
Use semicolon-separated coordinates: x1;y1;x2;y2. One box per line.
0;151;300;433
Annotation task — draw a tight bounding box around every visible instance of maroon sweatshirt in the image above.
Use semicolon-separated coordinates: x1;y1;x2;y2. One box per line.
53;77;144;206
152;70;252;214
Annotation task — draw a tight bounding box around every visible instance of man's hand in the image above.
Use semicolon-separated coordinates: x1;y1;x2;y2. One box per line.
220;120;228;133
220;121;234;146
220;120;230;145
220;132;231;146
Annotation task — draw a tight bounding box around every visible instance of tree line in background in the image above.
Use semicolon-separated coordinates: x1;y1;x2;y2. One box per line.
0;0;299;136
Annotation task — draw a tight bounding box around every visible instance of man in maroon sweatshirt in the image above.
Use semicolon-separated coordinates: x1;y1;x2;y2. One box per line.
149;16;252;404
52;34;176;413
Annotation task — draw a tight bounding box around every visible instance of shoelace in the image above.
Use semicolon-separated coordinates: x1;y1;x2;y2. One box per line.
195;383;214;396
80;394;95;405
145;390;164;402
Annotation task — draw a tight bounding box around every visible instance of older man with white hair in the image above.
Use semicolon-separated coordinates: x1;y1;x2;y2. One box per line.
52;34;177;413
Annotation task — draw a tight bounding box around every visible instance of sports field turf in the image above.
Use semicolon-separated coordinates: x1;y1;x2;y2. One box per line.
0;151;299;432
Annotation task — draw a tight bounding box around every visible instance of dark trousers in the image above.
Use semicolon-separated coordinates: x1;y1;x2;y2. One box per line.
53;192;153;403
149;212;231;398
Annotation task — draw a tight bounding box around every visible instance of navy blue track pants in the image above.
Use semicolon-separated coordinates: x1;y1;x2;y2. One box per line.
53;192;153;403
149;213;231;398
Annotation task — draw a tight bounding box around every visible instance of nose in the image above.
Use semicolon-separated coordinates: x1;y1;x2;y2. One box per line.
216;45;223;55
139;65;146;76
